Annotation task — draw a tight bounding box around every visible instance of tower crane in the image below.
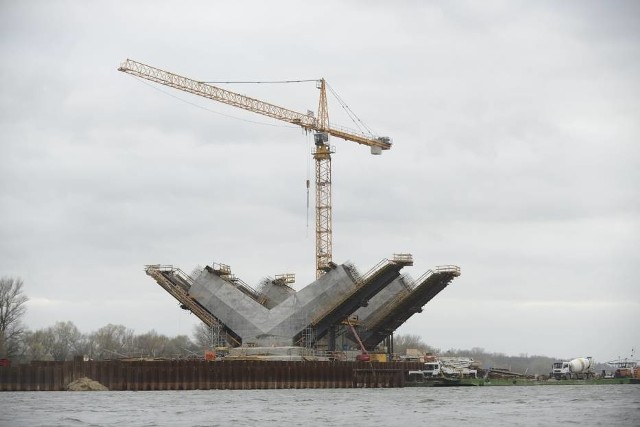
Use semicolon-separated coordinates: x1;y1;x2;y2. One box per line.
118;59;392;278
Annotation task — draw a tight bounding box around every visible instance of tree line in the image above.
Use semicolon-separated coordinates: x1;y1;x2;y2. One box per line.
20;321;206;363
0;276;215;363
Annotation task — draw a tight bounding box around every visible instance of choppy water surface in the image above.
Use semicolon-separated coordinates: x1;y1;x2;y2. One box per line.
1;385;639;426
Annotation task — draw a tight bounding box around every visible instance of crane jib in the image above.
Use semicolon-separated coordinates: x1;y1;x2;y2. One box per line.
117;59;391;150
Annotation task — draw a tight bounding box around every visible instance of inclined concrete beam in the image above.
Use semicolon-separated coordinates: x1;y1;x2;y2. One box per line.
342;275;411;348
353;276;411;322
306;262;405;343
189;269;268;342
359;270;459;348
146;267;244;345
261;282;296;309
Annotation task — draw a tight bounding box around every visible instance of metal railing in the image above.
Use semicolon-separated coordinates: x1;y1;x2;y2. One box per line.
274;273;296;284
145;265;196;289
412;269;435;289
435;265;461;276
356;258;394;287
212;262;232;275
209;263;261;299
343;262;362;283
392;253;414;266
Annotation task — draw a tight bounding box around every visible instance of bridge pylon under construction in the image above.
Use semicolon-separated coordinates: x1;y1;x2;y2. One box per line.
145;254;460;354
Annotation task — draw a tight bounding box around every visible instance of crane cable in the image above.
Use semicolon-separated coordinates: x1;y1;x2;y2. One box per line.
202;79;318;84
326;82;376;137
306;132;311;237
131;76;300;129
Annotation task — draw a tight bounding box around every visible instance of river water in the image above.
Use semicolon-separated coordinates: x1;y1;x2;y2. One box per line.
1;385;639;426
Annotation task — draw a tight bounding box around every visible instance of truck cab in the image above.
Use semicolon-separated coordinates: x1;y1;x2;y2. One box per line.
407;360;442;381
423;361;441;377
552;361;570;379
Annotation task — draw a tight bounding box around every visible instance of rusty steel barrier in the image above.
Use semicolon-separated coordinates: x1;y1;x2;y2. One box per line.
0;359;423;391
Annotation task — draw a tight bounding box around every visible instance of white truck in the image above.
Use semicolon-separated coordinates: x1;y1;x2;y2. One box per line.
551;357;595;380
407;357;478;380
407;360;442;381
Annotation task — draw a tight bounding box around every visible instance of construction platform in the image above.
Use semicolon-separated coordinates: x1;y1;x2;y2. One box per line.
145;254;460;353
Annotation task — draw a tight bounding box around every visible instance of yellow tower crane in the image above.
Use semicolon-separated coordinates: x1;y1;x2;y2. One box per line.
118;59;392;278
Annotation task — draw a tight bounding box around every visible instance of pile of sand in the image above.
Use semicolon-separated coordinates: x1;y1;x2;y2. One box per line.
66;377;109;391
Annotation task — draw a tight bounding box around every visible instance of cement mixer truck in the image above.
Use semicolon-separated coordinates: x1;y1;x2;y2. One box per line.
551;357;595;380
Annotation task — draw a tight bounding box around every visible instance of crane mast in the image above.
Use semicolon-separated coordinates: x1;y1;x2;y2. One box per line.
314;78;332;277
118;59;391;278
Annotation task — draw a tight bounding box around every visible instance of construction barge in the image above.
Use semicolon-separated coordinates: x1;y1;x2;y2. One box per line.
404;355;640;387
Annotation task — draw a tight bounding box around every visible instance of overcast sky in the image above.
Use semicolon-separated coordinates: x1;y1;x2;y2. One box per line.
1;1;638;362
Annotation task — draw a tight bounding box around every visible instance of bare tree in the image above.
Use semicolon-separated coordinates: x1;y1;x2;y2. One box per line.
0;277;29;359
19;322;87;363
20;329;53;362
133;330;168;358
89;324;135;360
193;322;215;349
165;335;198;358
48;321;84;361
